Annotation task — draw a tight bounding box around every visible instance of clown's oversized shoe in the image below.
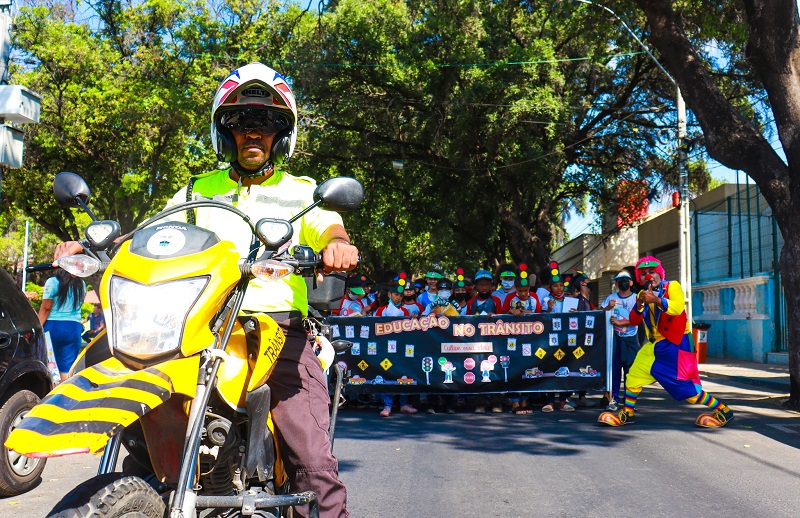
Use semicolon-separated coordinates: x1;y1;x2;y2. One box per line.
597;409;633;426
696;407;734;428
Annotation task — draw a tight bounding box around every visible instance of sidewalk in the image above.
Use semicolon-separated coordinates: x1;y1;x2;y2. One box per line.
698;356;791;393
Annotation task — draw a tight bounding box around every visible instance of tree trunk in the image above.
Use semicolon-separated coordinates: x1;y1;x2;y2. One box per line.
633;0;800;406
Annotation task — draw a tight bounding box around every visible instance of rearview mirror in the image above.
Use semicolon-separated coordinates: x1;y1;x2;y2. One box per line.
53;172;91;208
314;177;364;213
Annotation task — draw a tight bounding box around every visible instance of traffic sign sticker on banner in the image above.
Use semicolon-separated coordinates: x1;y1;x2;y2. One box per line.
464;357;476;370
368;342;377;355
351;342;361;355
507;338;517;351
405;345;415;357
553;318;562;331
380;358;392;370
549;334;559;346
464;372;476;384
573;347;585;359
358;360;369;371
585;315;595;328
584;334;594;346
388;340;397;353
568;334;577;346
535;347;547;359
522;343;532;356
554;348;566;361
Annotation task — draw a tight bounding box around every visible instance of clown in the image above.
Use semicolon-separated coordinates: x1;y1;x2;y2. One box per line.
597;256;734;428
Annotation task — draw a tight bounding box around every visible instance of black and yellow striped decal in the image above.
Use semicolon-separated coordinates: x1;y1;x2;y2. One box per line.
5;355;200;457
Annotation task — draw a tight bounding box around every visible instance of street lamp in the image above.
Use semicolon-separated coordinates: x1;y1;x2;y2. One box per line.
573;0;692;323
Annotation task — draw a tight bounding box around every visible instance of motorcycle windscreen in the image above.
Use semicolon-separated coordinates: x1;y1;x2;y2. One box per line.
5;355;200;457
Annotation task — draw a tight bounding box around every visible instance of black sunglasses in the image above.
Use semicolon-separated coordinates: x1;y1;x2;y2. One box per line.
220;108;291;135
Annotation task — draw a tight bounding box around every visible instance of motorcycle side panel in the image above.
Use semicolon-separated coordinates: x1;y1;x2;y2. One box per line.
5;355;200;457
216;314;286;412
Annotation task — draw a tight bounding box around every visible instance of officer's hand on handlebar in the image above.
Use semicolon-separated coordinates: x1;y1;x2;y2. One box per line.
320;239;359;274
53;241;84;266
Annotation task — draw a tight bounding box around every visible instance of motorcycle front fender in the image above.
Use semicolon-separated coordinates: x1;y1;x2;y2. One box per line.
5;355;200;457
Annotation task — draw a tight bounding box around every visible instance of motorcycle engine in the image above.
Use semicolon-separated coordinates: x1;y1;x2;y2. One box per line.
199;413;244;497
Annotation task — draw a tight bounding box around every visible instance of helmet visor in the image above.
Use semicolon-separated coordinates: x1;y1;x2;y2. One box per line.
220;108;291;135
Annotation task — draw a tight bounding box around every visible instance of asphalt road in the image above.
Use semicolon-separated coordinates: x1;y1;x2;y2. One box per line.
3;376;799;518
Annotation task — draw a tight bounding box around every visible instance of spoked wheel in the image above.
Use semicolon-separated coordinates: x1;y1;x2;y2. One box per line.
48;473;165;518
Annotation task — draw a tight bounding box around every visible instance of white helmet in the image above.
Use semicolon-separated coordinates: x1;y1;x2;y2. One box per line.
211;63;298;173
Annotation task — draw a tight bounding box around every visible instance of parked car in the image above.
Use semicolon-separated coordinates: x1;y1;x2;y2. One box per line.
0;269;53;495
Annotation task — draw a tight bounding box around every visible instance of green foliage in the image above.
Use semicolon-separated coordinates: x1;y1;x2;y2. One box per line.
24;281;42;311
3;0;753;283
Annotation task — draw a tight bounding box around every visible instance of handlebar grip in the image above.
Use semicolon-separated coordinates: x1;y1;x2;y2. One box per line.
26;263;57;272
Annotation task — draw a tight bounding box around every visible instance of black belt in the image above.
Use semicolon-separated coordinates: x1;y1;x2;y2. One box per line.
241;310;305;330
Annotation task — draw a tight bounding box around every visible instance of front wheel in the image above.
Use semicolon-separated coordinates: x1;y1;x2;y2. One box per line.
48;473;165;518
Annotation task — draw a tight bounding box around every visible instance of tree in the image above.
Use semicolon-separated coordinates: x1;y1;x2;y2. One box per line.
289;0;706;279
629;0;800;407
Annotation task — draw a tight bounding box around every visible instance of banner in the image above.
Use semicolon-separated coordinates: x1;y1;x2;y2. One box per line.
329;311;613;394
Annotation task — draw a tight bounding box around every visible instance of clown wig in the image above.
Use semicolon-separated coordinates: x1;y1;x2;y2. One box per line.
635;256;665;283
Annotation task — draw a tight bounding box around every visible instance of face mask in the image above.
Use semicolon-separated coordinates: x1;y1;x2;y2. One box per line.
438;290;451;300
501;279;514;289
617;280;631;291
454;292;467;302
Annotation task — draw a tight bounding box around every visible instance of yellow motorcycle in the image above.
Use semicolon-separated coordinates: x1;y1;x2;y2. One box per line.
7;172;362;518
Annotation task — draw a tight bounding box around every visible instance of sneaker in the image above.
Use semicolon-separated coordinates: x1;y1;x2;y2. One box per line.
559;401;575;412
425;407;436;415
696;407;734;428
491;404;504;413
380;406;392;417
400;404;418;415
605;399;619;412
597;409;633;426
474;406;486;413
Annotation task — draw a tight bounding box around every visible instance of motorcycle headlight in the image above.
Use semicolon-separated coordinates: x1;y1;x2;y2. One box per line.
110;276;208;360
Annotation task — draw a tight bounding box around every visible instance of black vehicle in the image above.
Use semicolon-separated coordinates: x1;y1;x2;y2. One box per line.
0;268;53;495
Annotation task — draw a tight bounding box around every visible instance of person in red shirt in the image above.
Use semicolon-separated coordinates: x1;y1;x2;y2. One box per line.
466;270;504;316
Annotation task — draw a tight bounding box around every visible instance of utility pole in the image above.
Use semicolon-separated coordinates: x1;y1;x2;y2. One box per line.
574;0;692;321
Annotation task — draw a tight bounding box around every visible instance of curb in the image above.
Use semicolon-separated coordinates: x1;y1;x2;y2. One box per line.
699;370;790;393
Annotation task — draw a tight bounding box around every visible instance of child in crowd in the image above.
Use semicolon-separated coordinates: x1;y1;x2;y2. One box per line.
504;266;541;315
338;274;370;317
400;275;425;316
423;278;460;316
599;270;641;411
417;271;442;307
567;271;596;408
492;264;518;308
507;269;537;414
466;270;504;315
541;264;574;412
375;278;418;416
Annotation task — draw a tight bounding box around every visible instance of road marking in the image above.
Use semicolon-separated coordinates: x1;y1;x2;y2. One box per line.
766;423;800;434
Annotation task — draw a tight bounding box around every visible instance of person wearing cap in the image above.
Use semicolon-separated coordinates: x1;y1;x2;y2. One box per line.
598;270;641;411
466;270;504;316
417;270;443;307
422;278;459;316
375;278;411;317
338;274;369;317
492;264;518;307
401;280;425;316
503;265;540;315
598;256;734;428
452;279;471;315
569;272;595;311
